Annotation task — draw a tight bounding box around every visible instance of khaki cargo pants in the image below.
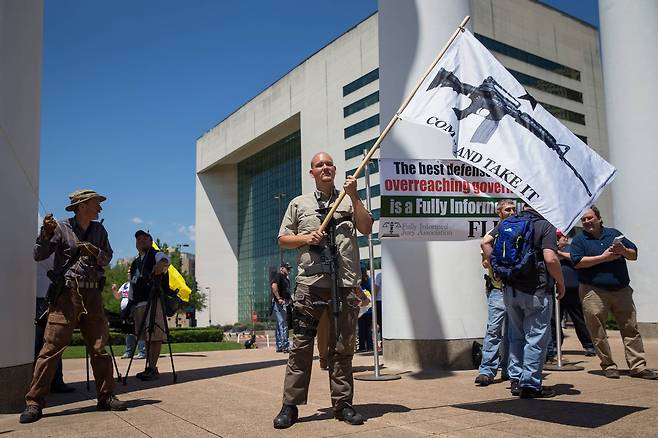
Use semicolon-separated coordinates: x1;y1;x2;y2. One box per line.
580;284;647;373
26;286;115;408
282;283;359;410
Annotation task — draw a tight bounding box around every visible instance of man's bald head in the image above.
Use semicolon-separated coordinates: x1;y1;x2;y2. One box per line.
309;152;336;190
310;152;334;168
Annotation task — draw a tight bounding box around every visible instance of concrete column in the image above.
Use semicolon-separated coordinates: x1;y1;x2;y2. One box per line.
0;0;43;412
195;164;239;326
599;0;658;337
378;0;484;370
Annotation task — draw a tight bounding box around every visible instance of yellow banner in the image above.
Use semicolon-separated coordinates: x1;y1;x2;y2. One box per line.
152;242;191;302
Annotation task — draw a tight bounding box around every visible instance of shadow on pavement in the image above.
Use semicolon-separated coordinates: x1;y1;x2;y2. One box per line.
587;369;633;377
46;357;290;408
43;398;160;419
298;403;412;424
452;391;647;428
405;369;455;380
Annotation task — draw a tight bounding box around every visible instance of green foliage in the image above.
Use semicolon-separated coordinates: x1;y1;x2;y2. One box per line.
102;263;129;314
223;321;276;332
69;327;224;346
62;341;242;359
607;314;619;330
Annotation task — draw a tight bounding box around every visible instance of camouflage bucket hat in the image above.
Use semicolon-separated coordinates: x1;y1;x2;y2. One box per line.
65;189;107;211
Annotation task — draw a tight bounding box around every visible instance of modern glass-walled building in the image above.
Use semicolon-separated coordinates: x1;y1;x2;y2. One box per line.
237;132;301;321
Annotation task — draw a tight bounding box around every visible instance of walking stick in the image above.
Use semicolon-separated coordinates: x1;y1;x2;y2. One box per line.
85;347;90;392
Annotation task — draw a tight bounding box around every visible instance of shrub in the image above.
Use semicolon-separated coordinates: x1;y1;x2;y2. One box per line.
606;314;619;330
69;327;223;346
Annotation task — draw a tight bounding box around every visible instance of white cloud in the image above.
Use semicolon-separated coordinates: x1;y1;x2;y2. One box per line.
178;225;196;241
131;217;144;224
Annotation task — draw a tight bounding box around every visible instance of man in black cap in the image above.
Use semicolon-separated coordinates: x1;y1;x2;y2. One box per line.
271;262;292;352
21;189;126;424
128;230;170;380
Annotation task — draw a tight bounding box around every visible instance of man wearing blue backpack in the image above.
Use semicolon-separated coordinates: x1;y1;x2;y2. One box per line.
475;199;516;386
482;204;565;398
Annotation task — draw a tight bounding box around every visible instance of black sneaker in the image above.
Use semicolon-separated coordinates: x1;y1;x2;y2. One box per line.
19;405;42;424
520;387;556;399
585;347;596;357
335;406;364;425
273;404;298;429
97;394;127;411
510;380;520;396
474;374;493;386
136;367;160;381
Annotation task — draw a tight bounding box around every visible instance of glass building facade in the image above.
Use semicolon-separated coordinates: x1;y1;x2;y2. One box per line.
237;131;302;322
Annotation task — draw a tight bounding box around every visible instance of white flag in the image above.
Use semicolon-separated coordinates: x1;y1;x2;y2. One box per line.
398;29;616;232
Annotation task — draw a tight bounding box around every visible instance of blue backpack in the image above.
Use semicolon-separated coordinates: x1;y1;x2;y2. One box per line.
490;213;539;293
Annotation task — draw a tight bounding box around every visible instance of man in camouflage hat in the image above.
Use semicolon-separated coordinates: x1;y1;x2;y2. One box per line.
20;189;127;424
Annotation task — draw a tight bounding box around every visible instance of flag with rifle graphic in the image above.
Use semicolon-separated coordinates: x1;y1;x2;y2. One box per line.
397;29;616;232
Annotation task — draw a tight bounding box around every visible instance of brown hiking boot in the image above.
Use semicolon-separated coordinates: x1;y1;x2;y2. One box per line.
97;394;127;411
19;405;42;424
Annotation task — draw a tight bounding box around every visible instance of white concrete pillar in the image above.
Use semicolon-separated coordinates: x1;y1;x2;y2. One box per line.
599;0;658;335
378;0;484;370
195;164;239;326
0;0;43;412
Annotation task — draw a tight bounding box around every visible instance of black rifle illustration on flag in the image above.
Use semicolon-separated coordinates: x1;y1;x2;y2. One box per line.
427;68;591;196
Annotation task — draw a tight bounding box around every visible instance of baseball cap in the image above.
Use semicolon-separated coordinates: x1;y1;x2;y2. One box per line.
134;230;152;240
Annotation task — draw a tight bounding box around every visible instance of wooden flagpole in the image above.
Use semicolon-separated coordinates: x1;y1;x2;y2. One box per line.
319;15;471;232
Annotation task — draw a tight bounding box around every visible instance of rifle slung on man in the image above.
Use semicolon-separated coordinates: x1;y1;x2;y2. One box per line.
309;207;342;342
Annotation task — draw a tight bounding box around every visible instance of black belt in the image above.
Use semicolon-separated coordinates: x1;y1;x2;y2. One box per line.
65;279;100;289
304;264;331;275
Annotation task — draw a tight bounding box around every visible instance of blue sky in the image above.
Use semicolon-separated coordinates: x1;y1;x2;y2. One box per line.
39;0;597;261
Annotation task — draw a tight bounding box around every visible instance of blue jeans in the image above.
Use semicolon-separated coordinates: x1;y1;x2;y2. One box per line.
125;334;146;357
504;286;553;391
478;288;509;378
273;301;289;350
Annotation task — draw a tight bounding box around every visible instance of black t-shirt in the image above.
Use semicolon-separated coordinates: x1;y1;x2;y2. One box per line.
490;210;557;293
271;272;291;300
559;244;579;290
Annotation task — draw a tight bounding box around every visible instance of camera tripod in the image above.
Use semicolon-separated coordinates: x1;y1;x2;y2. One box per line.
123;276;178;384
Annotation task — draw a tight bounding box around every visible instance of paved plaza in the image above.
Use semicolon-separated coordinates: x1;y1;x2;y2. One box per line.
2;329;658;437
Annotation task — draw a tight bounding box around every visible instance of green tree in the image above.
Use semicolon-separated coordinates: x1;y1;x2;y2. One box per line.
102;262;129;314
102;241;204;314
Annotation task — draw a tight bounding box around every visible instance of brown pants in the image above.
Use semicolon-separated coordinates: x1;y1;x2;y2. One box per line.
316;310;329;367
282;284;358;410
26;286;114;408
579;284;647;373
